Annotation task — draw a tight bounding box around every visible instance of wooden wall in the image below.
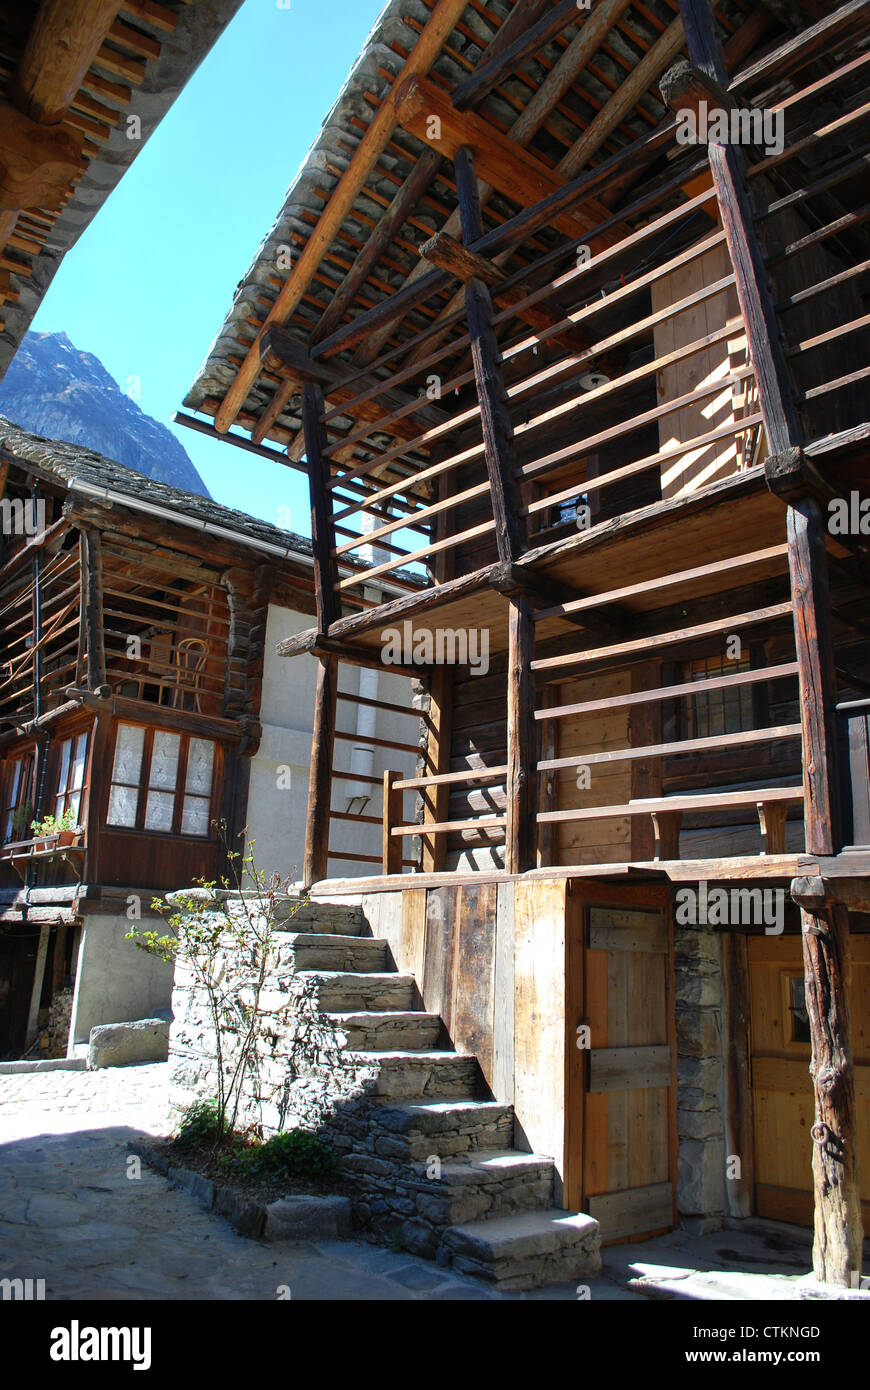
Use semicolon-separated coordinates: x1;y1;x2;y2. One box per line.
362;879;570;1197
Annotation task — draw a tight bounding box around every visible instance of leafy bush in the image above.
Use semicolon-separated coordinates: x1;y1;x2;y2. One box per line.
175;1098;222;1148
233;1130;339;1181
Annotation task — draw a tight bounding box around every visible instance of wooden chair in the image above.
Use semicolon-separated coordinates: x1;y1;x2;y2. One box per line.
172;637;208;712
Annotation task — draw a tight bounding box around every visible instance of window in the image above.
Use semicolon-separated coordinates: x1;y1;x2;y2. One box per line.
787;974;811;1045
53;731;90;826
1;750;34;843
106;723;217;838
683;654;755;739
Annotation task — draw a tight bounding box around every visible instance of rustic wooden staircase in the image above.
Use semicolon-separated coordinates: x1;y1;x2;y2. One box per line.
273;899;601;1290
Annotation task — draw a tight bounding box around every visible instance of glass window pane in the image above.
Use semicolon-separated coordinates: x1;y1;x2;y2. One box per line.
185;739;214;796
57;738;71;795
149;731;180;791
111;725;145;785
144;789;174;832
181;795;210;837
70;733;88;792
107;784;139;828
67;789;82;825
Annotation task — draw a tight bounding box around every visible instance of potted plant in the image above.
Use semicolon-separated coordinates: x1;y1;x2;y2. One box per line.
29;809;79;850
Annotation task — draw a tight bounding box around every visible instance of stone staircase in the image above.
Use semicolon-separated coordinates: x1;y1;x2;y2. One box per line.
270;898;601;1291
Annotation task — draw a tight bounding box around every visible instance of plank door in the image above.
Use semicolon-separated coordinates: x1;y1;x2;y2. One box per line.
748;934;870;1226
582;904;676;1243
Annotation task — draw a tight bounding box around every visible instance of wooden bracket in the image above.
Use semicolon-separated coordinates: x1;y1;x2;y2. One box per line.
419;230;504;285
764;447;833;506
659;58;735;120
651;809;682;861
790;874;830;909
757;798;789;855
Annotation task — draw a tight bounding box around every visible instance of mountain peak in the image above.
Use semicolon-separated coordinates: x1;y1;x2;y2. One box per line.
0;331;210;498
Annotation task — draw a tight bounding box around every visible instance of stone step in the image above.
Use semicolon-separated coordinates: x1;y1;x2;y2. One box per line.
347;1050;482;1100
438;1208;601;1291
341;1150;556;1253
304;971;418;1013
326;1010;443;1051
405;1151;555;1228
278;935;389;973
370;1099;516;1158
273;902;365;935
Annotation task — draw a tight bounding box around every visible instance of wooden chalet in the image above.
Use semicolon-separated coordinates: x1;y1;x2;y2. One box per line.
0;419;420;1060
184;0;870;1283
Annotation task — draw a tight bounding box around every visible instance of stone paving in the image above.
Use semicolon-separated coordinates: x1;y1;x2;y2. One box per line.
0;1063;831;1302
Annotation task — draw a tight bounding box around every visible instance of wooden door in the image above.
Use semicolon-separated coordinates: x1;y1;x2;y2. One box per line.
748;934;870;1226
580;900;677;1243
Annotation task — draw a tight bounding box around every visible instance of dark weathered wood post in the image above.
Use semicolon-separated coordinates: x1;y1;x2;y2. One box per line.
301;379;340;633
299;376;341;886
81;526;106;690
787;495;862;1283
454;144;525;565
676;0;862;1281
303;653;337;889
506;593;537;874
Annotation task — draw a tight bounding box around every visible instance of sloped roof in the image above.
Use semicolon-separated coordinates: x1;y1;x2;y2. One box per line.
182;0;758;470
0;414;313;560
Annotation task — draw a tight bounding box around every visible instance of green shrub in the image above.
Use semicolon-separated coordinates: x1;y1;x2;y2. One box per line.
175;1098;222;1148
234;1130;338;1180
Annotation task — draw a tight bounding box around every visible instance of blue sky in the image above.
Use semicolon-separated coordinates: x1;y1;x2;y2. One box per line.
30;0;387;532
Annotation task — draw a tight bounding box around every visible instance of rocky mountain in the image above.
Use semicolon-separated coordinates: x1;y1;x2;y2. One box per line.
0;331;209;497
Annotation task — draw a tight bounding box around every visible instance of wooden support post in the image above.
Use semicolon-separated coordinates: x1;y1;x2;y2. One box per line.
421;664;452;873
24;920;50;1051
757;799;789;855
82;527;105;690
506;594;537;874
455;145;524;565
786;493;863;1283
301;381;340;632
382;770;403;876
674;0;802;456
302;654;337;888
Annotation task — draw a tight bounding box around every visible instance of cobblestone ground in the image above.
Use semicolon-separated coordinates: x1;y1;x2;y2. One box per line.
1;1065;815;1302
0;1064;627;1302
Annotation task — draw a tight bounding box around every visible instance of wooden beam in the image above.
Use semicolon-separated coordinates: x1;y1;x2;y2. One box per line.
506;594;537;875
393;75;599;240
13;0;122;125
676;0;801;456
659;58;734;121
302;654;337;888
450;0;581;112
419;229;504;285
357;0;634;368
312;148;442;345
82;526;106;690
457;146;524;566
787;492;863;1285
301;382;340;632
213;0;469;434
420;663;452;873
557;15;685;179
382;769;403;875
0;102;84;209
